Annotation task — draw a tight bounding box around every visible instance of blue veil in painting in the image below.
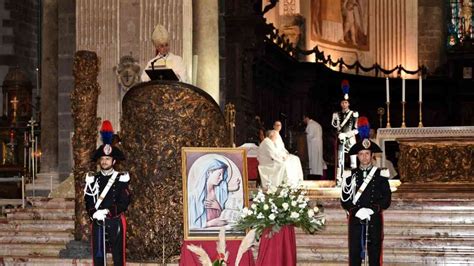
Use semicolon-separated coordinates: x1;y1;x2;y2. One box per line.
188;158;229;229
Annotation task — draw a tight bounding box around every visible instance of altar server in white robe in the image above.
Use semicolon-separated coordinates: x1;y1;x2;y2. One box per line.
304;115;327;176
141;24;187;83
257;130;303;189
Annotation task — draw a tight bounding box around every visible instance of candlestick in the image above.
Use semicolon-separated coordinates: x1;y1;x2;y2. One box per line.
377;107;385;129
418;101;424;127
401;101;406;128
418;75;422;102
385;77;390;103
402;78;406;102
386;102;391;128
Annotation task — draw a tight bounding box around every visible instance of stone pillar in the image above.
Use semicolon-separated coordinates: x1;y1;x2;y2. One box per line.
40;0;59;174
57;0;76;181
193;0;220;104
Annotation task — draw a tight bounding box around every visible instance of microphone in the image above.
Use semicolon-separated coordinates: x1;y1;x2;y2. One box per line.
151;54;166;70
280;112;288;118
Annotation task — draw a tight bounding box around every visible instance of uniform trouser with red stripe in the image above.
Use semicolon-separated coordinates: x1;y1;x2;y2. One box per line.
92;214;126;266
348;214;383;266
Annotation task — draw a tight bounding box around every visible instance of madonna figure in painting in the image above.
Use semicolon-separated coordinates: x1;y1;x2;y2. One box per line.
189;158;229;228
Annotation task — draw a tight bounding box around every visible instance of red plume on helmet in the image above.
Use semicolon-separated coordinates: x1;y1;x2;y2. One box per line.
91;120;125;161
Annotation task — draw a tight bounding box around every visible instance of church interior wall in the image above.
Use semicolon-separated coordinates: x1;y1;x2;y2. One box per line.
75;0;191;132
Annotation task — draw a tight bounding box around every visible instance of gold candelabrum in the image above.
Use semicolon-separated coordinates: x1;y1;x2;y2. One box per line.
418;101;424;127
401;101;406;128
224;103;236;147
385;102;391;128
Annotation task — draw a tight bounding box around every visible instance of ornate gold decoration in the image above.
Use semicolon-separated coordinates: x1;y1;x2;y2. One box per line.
398;138;474;183
362;139;371;149
121;81;228;261
224;103;236;147
71;50;101;241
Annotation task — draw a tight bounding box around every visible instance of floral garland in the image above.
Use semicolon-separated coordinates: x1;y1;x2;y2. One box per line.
234;183;325;238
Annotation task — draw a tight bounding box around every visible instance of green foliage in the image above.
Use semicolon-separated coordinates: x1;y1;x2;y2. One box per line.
234;183;326;239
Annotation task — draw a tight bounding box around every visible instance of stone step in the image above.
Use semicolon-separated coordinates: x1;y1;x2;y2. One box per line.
322;209;474;224
0;220;74;232
5;208;74;220
28;197;75;209
319;198;474;210
310;223;474;237
0;243;66;257
4;206;75;214
25;190;53;197
296;246;474;264
1;257;180;266
295;234;474;250
0;231;73;244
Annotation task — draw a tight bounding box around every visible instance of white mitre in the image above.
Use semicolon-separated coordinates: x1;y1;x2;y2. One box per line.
152;24;169;47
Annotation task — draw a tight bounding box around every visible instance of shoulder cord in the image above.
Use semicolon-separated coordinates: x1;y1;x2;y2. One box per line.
340;172;357;202
84;179;99;204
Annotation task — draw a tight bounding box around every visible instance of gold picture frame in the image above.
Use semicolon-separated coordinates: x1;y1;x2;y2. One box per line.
182;147;249;240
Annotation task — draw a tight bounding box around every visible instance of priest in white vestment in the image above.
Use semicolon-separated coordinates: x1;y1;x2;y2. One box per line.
257;130;303;189
141;24;187;83
304;115;327;176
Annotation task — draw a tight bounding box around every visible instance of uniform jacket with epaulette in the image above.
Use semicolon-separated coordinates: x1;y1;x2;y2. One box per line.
333;110;358;134
341;167;391;220
85;171;131;219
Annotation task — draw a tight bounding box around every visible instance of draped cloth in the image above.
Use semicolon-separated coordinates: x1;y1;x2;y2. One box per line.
256;225;297;266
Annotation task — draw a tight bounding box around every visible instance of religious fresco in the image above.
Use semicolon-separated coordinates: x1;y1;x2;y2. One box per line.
310;0;369;50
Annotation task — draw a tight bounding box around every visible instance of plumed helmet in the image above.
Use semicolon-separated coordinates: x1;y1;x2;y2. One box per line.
340;79;350;101
349;116;382;155
91;120;126;161
152;24;169;47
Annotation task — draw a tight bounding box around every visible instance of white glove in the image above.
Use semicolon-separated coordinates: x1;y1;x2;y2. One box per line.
355;208;374;221
338;132;347;140
92;209;109;221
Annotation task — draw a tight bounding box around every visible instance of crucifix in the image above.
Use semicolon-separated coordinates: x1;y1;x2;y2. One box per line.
10;96;19;123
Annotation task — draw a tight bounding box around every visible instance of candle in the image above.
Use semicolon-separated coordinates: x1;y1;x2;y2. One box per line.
386;77;390;102
419;75;422;102
402;78;406;102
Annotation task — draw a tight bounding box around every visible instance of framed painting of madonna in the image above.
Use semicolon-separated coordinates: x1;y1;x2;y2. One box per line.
182;147;249;240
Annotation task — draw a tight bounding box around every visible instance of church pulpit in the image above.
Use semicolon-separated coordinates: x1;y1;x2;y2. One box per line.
121;80;229;261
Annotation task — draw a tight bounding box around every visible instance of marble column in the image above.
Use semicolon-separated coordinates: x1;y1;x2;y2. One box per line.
193;0;220;104
40;0;59;174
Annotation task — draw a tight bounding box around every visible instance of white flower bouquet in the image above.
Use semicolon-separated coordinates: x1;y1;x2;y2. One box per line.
234;183;325;238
